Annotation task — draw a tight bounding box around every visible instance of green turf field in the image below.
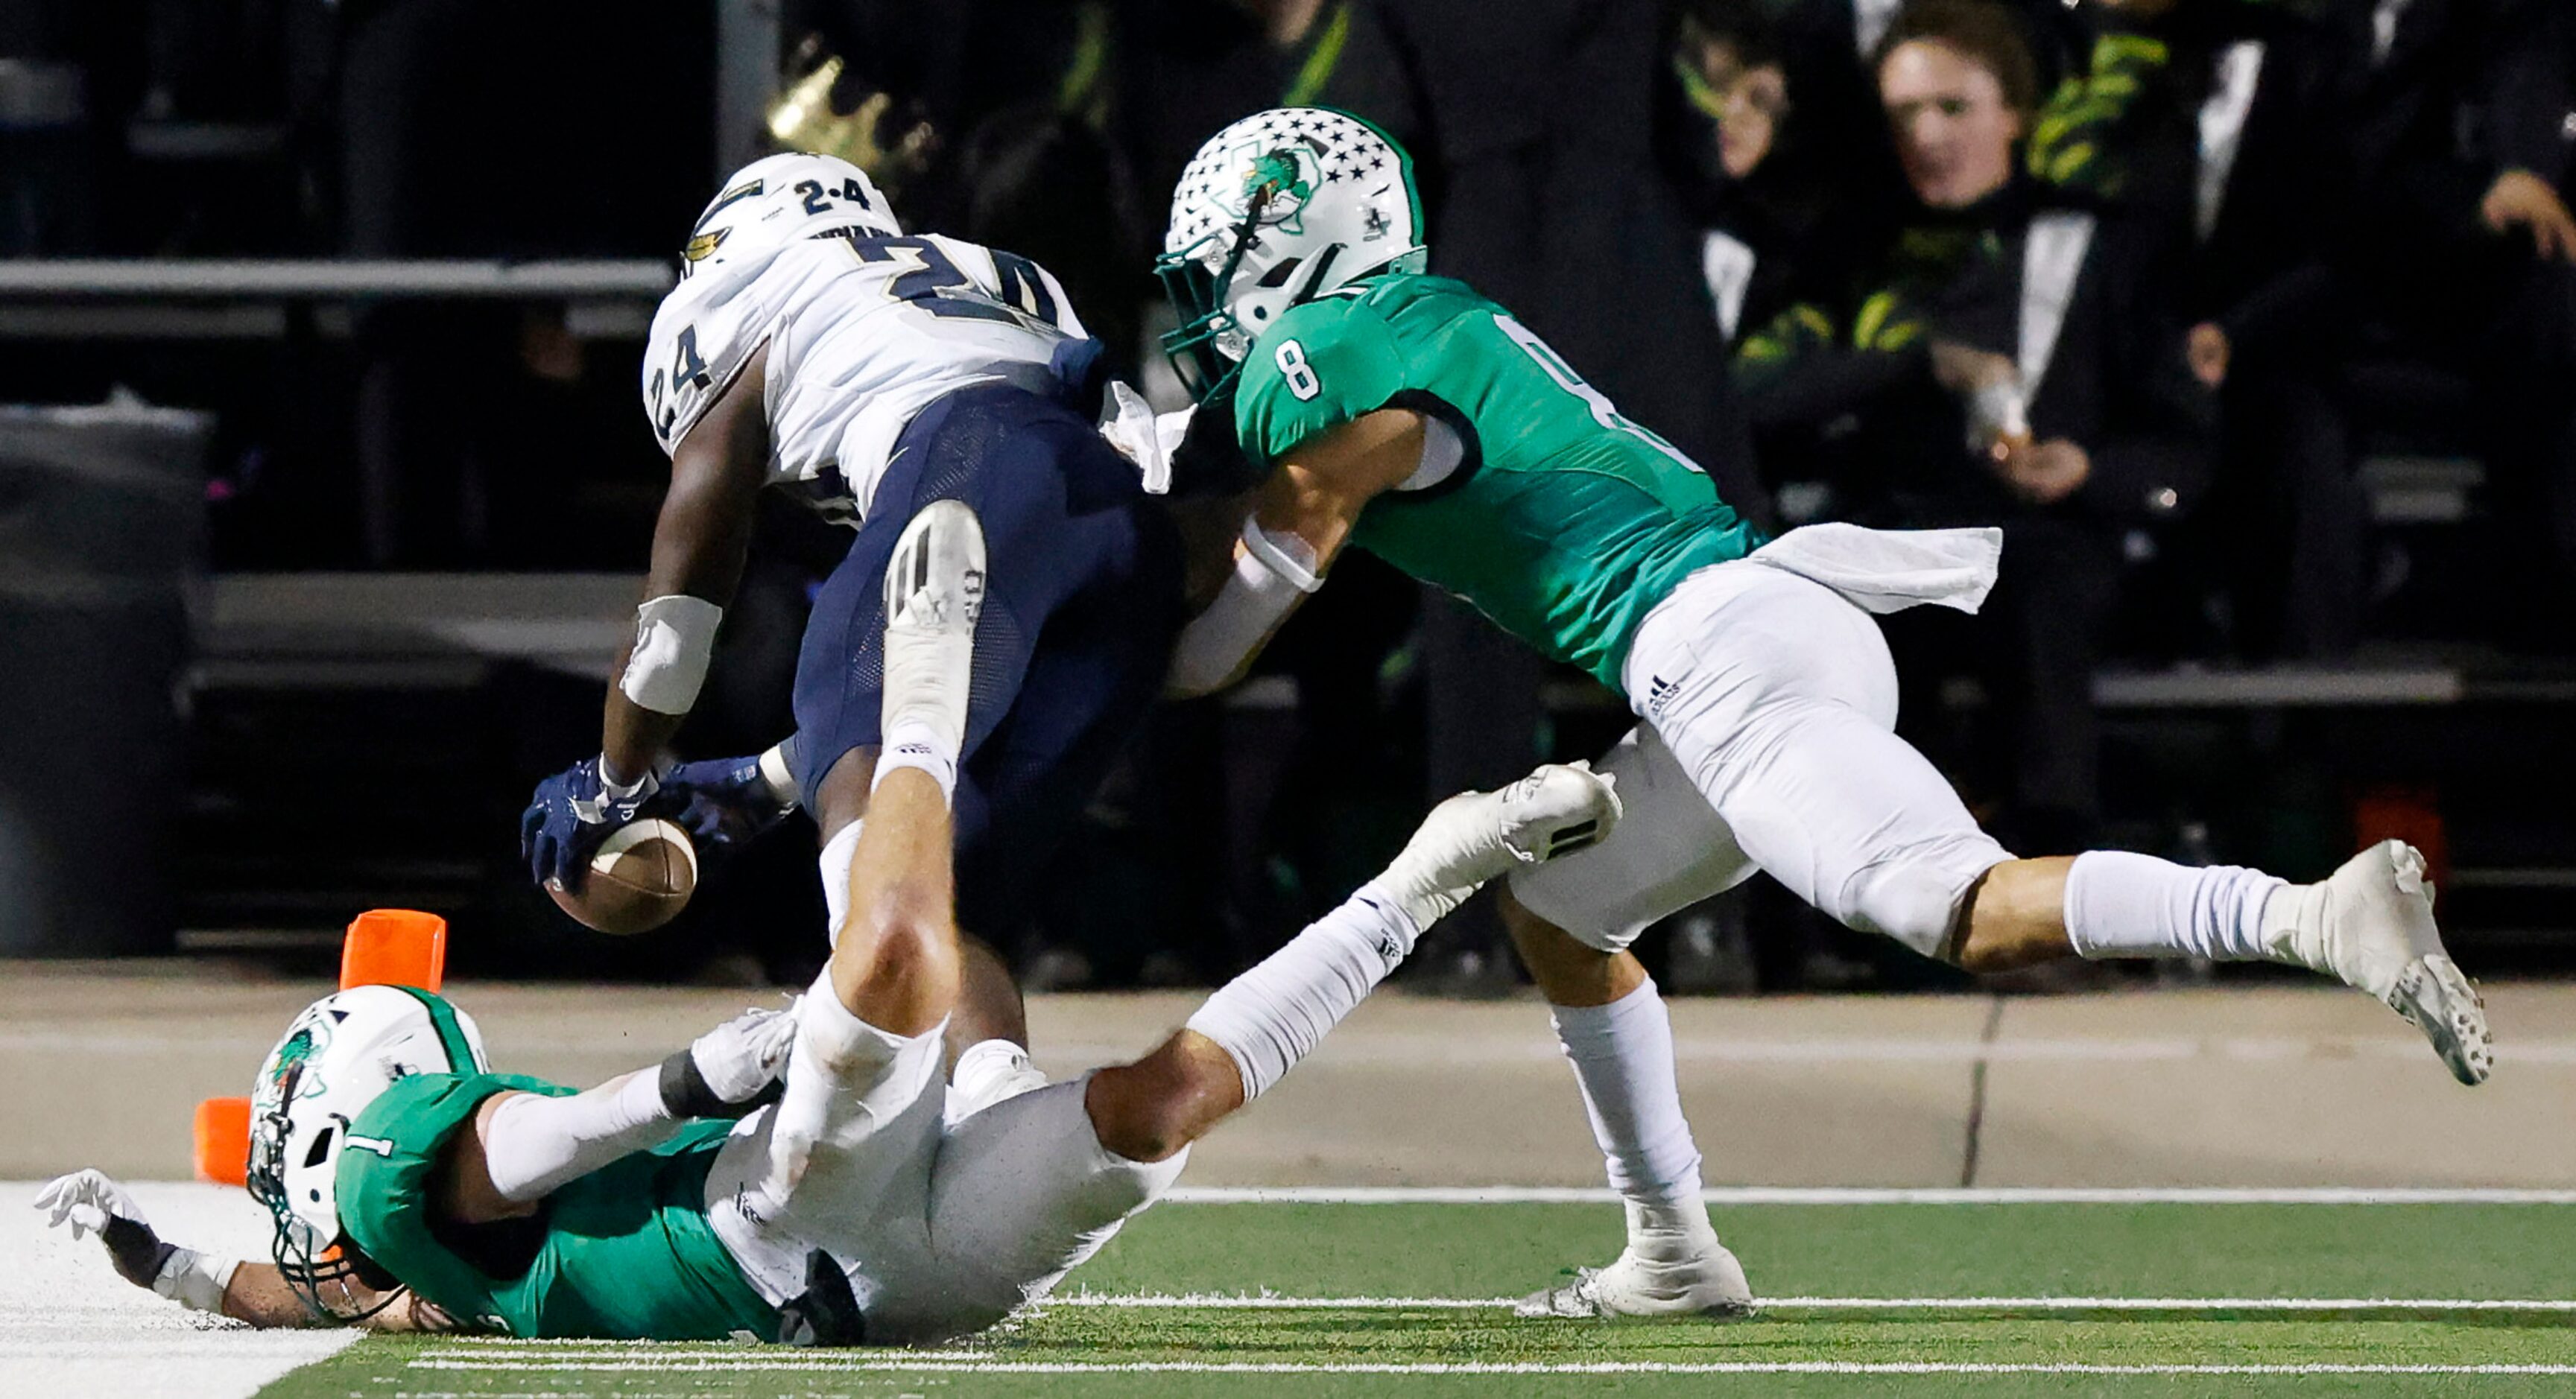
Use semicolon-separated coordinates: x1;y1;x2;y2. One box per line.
258;1199;2576;1398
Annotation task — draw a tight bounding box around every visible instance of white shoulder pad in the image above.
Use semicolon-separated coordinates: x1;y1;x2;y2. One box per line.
640;245;810;455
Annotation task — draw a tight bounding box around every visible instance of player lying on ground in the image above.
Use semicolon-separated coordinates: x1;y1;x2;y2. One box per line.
1152;107;2496;1319
37;504;1620;1343
520;150;1222;988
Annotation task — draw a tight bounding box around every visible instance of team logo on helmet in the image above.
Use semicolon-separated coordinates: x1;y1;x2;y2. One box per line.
257;1016;332;1112
1238;147;1319;230
682;178;766;265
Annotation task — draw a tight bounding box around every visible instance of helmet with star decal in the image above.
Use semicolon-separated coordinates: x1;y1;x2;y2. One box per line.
1156;107;1425;400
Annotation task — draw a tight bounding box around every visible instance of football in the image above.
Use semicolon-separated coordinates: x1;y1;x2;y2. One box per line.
548;818;697;936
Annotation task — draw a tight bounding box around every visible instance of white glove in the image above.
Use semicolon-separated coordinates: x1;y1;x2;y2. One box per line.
36;1167;145;1241
686;1003;799;1106
34;1170;237;1311
1097;380;1194;495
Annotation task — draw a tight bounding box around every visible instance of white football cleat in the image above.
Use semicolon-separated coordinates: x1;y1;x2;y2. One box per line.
1514;1237;1753;1320
2265;840;2492;1085
879;500;987;755
1373;763;1621;929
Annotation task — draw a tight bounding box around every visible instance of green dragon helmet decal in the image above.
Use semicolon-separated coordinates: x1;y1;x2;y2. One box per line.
1157;108;1425;401
245;985;488;1322
1244;150;1317;227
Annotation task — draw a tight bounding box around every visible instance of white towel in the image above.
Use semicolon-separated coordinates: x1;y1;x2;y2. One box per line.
1095;380;1190;495
1744;522;2004;616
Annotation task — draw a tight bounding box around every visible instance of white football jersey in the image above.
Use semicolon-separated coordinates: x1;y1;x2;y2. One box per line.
641;231;1087;526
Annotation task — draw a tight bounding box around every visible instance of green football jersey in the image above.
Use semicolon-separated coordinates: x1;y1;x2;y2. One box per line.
336;1070;779;1340
1233;273;1766;692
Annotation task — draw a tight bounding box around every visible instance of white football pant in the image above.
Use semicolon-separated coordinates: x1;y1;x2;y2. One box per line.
1511;555;2012;957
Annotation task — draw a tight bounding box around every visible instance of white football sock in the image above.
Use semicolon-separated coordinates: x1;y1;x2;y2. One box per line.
773;969;946;1147
1551;976;1715;1248
1184;886;1420;1100
873;721;958;806
2063;851;2285;962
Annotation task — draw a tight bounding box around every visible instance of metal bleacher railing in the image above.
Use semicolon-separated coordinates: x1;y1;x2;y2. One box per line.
0;257;679;561
0;260;673;298
0;258;674;343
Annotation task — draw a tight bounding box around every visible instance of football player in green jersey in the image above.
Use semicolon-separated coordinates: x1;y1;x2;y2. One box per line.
38;501;1622;1345
1153;108;2494;1319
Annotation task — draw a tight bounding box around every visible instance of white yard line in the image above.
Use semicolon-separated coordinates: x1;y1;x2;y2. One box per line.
1039;1292;2576;1313
1165;1184;2576;1204
408;1356;2576;1377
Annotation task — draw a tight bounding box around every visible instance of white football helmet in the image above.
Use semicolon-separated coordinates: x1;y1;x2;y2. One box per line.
245;985;489;1317
680;150;901;279
1156;108;1426;399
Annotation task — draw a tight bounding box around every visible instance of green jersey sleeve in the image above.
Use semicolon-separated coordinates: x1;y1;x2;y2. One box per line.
1232;296;1411;470
336;1070;572;1328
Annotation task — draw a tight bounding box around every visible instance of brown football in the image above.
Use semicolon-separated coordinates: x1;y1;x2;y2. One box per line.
548;818;697;936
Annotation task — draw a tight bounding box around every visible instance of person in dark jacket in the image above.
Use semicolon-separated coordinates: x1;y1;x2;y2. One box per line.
1736;0;2215;848
2329;0;2576;647
2026;0;2372;657
1673;0;1816;349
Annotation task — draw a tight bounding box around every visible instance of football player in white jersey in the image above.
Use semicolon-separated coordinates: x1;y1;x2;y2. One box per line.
521;152;1203;1019
46;505;1621;1345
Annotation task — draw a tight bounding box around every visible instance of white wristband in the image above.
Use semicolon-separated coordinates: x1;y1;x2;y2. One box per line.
756;740;801;809
621;594;725;716
1239;518;1324;594
153;1246;240;1314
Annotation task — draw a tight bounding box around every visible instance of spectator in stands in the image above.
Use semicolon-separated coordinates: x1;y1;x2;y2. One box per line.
2026;0;2372;659
1765;0;2088;317
1733;0;2214;851
1674;0;1811;347
2328;0;2576;650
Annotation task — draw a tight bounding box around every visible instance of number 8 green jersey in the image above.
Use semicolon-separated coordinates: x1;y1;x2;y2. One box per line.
1233;273;1766;694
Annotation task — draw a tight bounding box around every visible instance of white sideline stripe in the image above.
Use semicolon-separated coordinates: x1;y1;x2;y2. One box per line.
1041;1293;2576;1313
1163;1185;2576;1205
408;1357;2576;1377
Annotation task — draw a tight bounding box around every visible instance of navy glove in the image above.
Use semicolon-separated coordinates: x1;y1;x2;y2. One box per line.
521;755;664;892
662;752;798;851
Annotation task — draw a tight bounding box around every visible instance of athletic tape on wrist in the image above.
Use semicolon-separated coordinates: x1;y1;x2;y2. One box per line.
153;1246;240;1313
757;740;802;809
1239;518;1324;594
598;757;658;802
621;594;725;715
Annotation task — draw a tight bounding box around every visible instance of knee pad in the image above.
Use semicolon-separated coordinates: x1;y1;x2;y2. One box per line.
1501;872;1638;954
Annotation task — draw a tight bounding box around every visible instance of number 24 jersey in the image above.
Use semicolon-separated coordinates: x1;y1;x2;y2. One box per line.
641;232;1087;527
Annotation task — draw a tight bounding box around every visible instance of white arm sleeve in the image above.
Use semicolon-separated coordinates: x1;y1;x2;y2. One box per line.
1168;519;1324;699
479;1071;679;1205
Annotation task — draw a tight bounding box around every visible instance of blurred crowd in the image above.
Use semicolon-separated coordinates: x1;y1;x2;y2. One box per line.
4;0;2573;982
